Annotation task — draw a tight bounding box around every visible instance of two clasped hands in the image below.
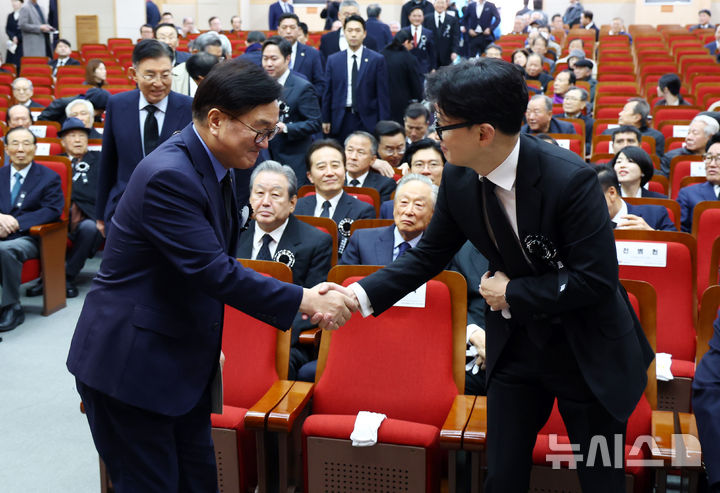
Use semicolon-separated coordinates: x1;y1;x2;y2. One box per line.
300;283;361;331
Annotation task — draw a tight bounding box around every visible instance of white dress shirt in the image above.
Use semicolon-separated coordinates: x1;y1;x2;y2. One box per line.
251;218;290;259
714;184;720;199
312;190;343;217
345;45;363;107
435;12;445;28
338;28;349;52
9;162;32;196
611;200;629;228
346;170;368;186
393;228;423;260
277;68;290;86
138;93;169;156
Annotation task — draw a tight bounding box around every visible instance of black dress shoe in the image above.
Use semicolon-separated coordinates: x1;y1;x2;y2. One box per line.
66;280;79;298
0;304;24;332
26;281;44;297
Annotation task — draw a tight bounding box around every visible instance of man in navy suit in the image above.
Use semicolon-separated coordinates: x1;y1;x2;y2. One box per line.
341;173;435;265
677;135;720;232
295;139;375;247
236;161;333;379
365;4;393;49
269;0;293;30
403;6;436;76
48;38;81;77
277;13;325;97
521;95;577;135
400;0;434;28
321;15;390;143
595;164;676;231
67;61;357;493
335;59;653;492
706;25;720;55
236;31;266;66
344;131;396;202
424;0;460;67
318;0;378;62
0;127;63;332
463;0;501;57
262;36;321;186
154;23;190;66
95;40;193;237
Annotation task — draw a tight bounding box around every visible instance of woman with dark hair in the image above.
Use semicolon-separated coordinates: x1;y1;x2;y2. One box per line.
84;59;107;88
611;145;666;198
655;73;690;107
5;0;24;68
511;48;529;70
381;30;423;125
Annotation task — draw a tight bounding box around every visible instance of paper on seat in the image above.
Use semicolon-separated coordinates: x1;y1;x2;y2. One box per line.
350;411;387;447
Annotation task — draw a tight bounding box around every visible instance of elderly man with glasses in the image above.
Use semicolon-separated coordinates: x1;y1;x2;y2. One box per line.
677;132;720;232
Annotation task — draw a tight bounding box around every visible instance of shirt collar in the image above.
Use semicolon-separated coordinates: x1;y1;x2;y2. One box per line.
346;170;369;185
393;225;423;248
11;162;32;179
482;137;520;192
192;124;228;183
611;199;628;225
347;44;363;57
319;189;344;208
253;216;290;246
138;92;169;113
277;69;290;86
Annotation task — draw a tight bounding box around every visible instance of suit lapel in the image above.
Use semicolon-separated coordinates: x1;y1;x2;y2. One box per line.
128;91;143;158
515;135;543;245
0;166;11;213
160;93;177;141
356;50;371;86
458;170;504;269
294;44;306;71
276;215;301;252
376;225;394;265
333;192;351;222
237;221;254;258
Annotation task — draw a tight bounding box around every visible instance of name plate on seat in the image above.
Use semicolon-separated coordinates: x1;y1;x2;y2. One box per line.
394;283;426;308
556;139;570;150
35;143;51;156
616;241;667;267
29;125;47;138
673;125;689;138
690;162;707;177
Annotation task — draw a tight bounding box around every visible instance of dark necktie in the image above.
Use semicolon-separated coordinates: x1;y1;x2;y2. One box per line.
256;233;273;261
143;105;159;157
717;187;720;200
10;172;22;204
320;200;331;218
351;54;358;111
221;172;233;230
396;241;411;259
349;179;360;186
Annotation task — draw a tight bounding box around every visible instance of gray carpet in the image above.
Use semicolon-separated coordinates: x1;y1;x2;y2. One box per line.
0;256;101;492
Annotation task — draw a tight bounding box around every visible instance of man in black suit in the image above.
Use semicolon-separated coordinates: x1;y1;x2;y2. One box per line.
423;0;459;67
49;38;81;77
463;0;501;57
366;5;392;49
318;0;378;62
403;6;436;76
236;31;266;66
344;131;397;201
580;10;599;40
277;13;325;97
660;115;718;178
560;87;593;155
690;9;714;31
154;22;190;66
375;120;406;167
521;95;577;135
236;161;333;379
11;78;44;110
336;59;654;492
404;102;431;143
601;98;665;158
400;0;434;28
262;36;321;187
295;140;375;249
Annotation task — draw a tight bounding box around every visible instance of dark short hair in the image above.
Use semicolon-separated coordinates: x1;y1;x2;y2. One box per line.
247;31;267;44
140;24;153;32
344;14;366;30
186;52;219;81
408;4;425;16
404;102;431;122
658;73;682;96
557;69;576;85
278;12;300;25
375;120;405;139
5;125;36;145
403;138;445;166
628;97;650;128
595;163;620;193
56;38;71;49
132;39;173;66
161;11;173;17
706;132;720;151
426;58;528;135
305;139;346;172
485;43;502;54
299;22;309;36
700;9;712;16
611;145;654;187
611;125;642;142
551;14;561;21
154;22;177;36
531;35;548;48
262;35;292;58
582;10;593;21
208;16;219;24
192;60;282;122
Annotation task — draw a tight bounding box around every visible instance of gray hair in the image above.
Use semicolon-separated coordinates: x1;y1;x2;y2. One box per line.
530;94;553;113
345;131;378;156
566;86;589;102
340;0;360;10
367;4;381;18
192;31;231;57
11;77;32;90
395;173;438;206
65;98;95;118
692;114;720;137
249;160;298;198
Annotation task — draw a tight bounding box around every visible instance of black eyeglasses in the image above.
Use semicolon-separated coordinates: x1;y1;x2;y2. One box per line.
434;121;475;141
218;109;280;144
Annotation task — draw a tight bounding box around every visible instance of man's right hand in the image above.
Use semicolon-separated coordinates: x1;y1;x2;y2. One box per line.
300;282;359;330
0;213;19;239
96;219;105;238
468;327;486;370
322;123;331;135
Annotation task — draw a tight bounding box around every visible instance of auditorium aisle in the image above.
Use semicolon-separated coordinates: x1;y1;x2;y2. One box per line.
0;256;101;492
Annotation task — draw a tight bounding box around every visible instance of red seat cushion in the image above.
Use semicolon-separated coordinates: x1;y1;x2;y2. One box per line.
670;358;696;378
211;405;256;490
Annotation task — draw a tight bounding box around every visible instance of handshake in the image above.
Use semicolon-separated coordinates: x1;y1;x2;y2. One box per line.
300;282;361;331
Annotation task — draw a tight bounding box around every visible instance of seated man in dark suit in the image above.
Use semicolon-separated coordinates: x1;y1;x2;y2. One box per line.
402;5;436;76
12;78;45;110
49;38;81;77
660;115;719;178
705;25;720;55
596;164;676;231
341;173;436;265
524;54;553;93
677;134;720;232
96;40;193;237
294;139;375;250
404;102;431;144
0;127;64;332
690;8;714;31
277;13;325;97
65;99;103;139
27;118;103;299
375;120;406;168
235;31;266;66
560;87;593;155
602;97;665;158
236;161;333;379
521;95;576;135
344;131;396;202
610;125;641;154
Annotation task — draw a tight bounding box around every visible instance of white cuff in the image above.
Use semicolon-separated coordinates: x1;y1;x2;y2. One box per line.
349;282;373;317
466;323;483;344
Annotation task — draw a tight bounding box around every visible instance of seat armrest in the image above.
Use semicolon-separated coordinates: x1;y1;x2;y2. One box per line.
440;394;476;450
651;410;702;466
29;220;67;236
245;380;295;431
266;381;314;433
463;396;487;452
299;328;321;346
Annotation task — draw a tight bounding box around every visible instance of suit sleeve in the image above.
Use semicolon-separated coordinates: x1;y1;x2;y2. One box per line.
504;166;621;316
677;189;693;233
339;232;362;265
427;34;437;70
95;97;118;222
286;84;322;141
358;202;376;219
15;172;63;232
451;18;461;55
400;4;410;28
375;57;391;121
379;177;397;202
656;208;677;232
489;4;501;30
310;51;327;95
321;60;333;124
407;56;424;101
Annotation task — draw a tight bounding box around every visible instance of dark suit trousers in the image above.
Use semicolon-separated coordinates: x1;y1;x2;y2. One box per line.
0;236;38;307
66;218;103;279
77;379;219;493
468;34;492;57
334;109;363;144
485;326;626;493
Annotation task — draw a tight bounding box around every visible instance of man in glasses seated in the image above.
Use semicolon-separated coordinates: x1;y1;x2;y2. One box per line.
95;39;193;238
677;133;720;232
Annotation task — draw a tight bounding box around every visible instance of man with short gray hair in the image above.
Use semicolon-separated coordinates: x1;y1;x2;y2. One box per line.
65;99;103;139
11;78;43;109
319;0;378;61
521;95;576;135
660;114;720;177
365;4;392;48
344;131;397;202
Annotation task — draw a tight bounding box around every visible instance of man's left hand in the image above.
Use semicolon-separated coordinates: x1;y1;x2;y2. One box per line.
617;214;653;231
480;271;510;311
371;158;394;178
